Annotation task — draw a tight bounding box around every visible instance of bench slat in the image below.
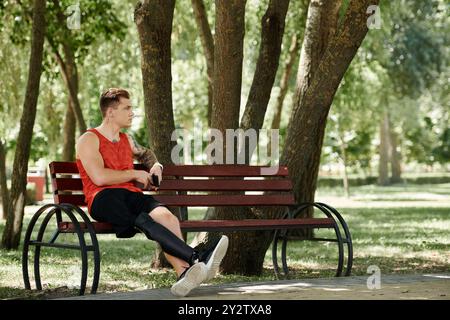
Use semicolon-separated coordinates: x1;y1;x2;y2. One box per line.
55;194;296;207
58;218;335;233
50;161;288;177
180;218;335;231
160;165;289;177
154;194;296;206
52;178;293;192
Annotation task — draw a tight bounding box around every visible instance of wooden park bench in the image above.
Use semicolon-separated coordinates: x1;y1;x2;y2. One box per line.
22;161;353;295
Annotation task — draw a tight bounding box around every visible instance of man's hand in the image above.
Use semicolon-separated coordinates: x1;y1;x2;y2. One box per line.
149;164;163;190
133;170;152;189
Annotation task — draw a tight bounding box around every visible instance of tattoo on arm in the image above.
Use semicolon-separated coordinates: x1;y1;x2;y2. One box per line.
129;135;158;168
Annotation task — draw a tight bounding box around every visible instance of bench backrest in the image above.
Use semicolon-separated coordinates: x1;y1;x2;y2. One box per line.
49;161;295;207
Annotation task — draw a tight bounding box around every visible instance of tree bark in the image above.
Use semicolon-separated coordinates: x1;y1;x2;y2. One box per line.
293;0;342;115
50;44;86;135
211;0;246;138
271;33;300;131
191;0;214;126
61;44;78;161
378;110;390;186
266;0;343;237
240;0;291;138
50;0;87;134
135;0;177;164
1;0;46;249
135;0;177;268
268;33;300;157
0;140;9;220
226;0;292;275
62;99;76;161
207;0;265;275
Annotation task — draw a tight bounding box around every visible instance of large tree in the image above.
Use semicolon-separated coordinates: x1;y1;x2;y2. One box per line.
220;0;378;274
279;0;378;212
1;0;46;249
211;0;294;274
135;0;178;267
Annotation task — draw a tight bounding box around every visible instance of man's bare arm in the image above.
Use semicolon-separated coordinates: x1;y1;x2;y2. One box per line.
76;132;150;186
126;134;163;170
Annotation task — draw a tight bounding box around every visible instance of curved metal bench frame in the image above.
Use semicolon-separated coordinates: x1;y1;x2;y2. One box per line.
23;201;353;295
272;202;353;277
22;203;101;296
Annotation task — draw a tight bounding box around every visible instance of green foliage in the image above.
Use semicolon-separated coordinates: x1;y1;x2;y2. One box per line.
433;128;450;164
323;0;450;173
375;0;446;98
0;0;448;174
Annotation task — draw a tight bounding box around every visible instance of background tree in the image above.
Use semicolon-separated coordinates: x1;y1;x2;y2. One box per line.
13;0;127;160
365;0;446;184
1;0;46;249
0;12;28;220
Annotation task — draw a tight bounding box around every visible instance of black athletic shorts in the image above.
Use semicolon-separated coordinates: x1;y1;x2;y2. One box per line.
90;188;168;238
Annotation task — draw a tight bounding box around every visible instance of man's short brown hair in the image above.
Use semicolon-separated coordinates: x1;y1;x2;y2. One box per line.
99;88;130;117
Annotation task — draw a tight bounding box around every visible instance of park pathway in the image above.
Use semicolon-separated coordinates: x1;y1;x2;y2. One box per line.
57;273;449;300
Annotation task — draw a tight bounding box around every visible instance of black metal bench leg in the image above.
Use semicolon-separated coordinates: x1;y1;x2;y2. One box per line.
62;204;101;294
33;208;60;290
281;235;289;276
272;231;281;278
315;202;353;276
22;204;90;295
61;206;89;296
23;204;59;290
299;202;345;277
275;203;350;277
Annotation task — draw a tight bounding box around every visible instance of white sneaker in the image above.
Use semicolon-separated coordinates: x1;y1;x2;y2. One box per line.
202;235;229;281
170;262;207;297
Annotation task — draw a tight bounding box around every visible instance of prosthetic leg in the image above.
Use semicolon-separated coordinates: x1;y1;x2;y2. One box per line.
134;212;199;265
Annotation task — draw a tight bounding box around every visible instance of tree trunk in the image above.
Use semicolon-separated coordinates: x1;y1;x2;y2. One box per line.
240;0;291;138
1;0;46;249
191;0;214;127
293;0;342;114
135;0;177;268
0;140;9;220
61;47;78;161
227;0;292;275
280;0;374;208
62;99;76;161
51;44;86;134
135;0;177;164
49;0;87;134
271;33;300;131
378;110;390;186
209;0;265;275
246;4;378;273
268;33;300;156
389;125;402;183
275;0;342;226
211;0;246;138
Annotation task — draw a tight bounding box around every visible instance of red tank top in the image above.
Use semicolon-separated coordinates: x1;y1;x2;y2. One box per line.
76;128;142;213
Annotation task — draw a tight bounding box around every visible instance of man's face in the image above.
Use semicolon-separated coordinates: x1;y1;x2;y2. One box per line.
108;97;134;128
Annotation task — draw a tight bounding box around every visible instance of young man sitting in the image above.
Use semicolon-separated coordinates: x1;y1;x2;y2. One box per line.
75;88;228;297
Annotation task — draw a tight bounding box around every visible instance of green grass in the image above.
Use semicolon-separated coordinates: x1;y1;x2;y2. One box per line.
316;182;450;198
1;183;449;299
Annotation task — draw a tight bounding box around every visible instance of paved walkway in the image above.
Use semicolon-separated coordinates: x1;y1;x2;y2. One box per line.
58;273;450;300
